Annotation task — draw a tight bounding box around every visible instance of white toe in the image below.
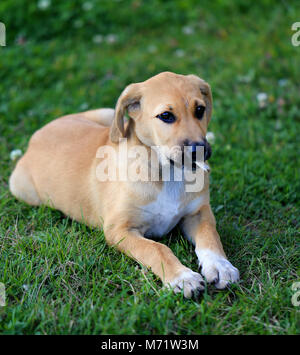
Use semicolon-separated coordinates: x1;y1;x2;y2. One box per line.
167;268;205;298
196;249;239;289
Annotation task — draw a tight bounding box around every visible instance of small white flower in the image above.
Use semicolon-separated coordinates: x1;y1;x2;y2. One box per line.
74;20;83;29
182;26;194;35
237;70;254;84
37;0;51;10
257;92;268;101
80;103;89;111
10;149;23;161
147;45;157;53
256;92;268;108
106;34;118;44
22;284;29;291
206;131;215;144
278;78;288;87
93;34;104;44
82;2;93;11
175;49;185;58
275;120;282;130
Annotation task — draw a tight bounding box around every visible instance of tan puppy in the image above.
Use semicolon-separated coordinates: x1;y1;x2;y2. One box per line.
9;72;239;298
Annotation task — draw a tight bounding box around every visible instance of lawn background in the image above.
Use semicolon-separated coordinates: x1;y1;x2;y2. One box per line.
0;0;299;334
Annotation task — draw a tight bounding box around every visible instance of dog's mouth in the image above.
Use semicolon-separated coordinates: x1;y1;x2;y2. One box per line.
191;142;211;171
169;157;210;173
192;141;211;162
169;146;212;172
156;142;212;173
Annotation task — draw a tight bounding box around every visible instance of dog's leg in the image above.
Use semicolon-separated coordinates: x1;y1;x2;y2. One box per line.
9;161;41;206
104;225;205;298
181;205;239;289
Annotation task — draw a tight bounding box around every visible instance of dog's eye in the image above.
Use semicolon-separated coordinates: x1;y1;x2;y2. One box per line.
156;111;176;123
195;105;206;120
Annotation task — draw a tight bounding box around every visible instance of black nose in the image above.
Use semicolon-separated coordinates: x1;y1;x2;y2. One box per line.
184;140;212;161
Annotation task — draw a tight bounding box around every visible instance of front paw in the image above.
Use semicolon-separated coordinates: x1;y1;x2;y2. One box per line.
196;249;239;289
167;268;205;298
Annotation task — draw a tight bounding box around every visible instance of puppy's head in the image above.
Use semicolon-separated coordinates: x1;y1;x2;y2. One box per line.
110;72;212;165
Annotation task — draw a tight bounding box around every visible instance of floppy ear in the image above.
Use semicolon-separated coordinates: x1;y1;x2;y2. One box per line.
187;74;213;124
110;83;142;143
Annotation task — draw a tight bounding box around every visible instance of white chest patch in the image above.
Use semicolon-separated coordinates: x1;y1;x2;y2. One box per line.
141;180;205;238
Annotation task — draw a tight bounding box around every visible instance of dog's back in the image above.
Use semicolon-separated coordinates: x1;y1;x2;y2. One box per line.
9;111;112;223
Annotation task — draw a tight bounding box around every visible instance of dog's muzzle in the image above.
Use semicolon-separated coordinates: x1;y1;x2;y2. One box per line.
184;140;212;162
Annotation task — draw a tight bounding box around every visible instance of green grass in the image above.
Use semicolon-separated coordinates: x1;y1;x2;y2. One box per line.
0;0;299;334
